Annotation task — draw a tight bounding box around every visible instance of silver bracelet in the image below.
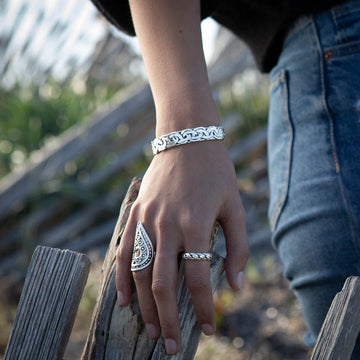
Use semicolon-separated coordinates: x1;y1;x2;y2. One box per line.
151;126;225;155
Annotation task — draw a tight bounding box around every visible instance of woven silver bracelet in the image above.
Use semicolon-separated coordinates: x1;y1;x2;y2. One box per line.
151;125;225;155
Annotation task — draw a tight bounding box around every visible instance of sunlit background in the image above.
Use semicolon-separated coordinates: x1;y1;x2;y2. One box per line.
0;0;218;90
0;1;309;359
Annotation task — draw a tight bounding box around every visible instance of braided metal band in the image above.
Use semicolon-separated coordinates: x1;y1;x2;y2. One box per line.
151;126;225;155
182;252;213;261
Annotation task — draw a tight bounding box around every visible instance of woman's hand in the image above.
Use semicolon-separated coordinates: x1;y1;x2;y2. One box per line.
116;139;249;354
121;0;249;354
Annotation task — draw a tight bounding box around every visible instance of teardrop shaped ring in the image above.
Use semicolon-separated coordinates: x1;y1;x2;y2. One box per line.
131;221;155;272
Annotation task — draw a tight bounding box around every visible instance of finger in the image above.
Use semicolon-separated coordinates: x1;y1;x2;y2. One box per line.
152;244;181;355
219;198;249;290
185;259;216;336
132;222;161;339
116;208;139;306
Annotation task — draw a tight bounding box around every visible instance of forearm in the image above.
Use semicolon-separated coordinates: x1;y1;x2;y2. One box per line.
128;0;219;136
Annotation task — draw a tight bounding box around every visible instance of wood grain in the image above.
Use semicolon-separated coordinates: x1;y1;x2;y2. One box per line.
4;246;90;360
311;276;360;360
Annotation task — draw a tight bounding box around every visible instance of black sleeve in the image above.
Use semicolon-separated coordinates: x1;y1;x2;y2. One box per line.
91;0;218;36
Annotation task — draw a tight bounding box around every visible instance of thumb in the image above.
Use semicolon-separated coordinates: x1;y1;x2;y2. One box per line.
219;199;249;290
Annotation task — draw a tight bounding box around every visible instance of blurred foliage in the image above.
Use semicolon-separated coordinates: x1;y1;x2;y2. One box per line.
219;69;269;138
0;69;269;180
0;79;117;178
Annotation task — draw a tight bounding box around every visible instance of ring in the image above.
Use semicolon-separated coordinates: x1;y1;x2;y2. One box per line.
182;252;213;261
131;221;155;272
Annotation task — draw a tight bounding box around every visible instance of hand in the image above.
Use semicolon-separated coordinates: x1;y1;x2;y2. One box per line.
116;139;249;355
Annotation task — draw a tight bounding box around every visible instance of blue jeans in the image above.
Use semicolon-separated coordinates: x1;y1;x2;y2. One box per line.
268;0;360;355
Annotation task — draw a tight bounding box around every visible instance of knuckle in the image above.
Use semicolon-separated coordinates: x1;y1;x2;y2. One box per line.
187;276;210;294
233;198;246;221
159;319;176;335
229;244;250;265
141;202;157;223
180;216;208;240
117;245;128;263
181;221;198;237
130;201;141;219
151;278;174;299
156;212;173;233
133;269;150;284
239;203;246;220
242;247;250;262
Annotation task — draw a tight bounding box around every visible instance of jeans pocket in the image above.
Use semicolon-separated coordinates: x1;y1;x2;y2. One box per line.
267;69;294;232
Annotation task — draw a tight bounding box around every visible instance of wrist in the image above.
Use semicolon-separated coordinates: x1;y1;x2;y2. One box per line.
155;89;220;137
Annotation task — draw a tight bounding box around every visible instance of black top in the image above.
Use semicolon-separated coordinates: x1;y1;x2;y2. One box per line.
91;0;346;72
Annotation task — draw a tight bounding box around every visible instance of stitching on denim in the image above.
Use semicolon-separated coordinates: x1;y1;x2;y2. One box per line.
333;2;360;15
312;14;360;255
331;1;360;44
269;71;285;91
325;39;360;51
269;69;293;232
311;16;340;174
325;42;360;59
331;7;341;40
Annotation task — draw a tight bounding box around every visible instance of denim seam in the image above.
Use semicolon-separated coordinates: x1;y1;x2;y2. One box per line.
331;7;342;43
269;69;285;91
311;16;340;174
312;14;360;256
332;2;360;15
269;69;294;232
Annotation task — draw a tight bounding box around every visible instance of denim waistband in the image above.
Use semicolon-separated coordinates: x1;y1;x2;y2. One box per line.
283;0;360;51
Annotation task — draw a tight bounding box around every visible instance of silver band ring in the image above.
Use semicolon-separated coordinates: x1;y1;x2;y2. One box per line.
131;221;155;272
182;252;213;261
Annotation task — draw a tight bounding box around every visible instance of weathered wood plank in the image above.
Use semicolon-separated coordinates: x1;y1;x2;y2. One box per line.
310;276;360;360
82;177;225;360
82;177;142;360
4;246;90;360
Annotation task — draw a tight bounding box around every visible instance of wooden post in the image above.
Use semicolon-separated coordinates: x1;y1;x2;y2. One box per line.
82;177;225;360
4;246;90;360
311;276;360;360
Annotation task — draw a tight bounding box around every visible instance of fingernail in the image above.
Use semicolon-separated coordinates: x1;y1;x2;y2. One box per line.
165;338;177;355
201;323;213;335
237;272;244;289
146;323;159;339
117;290;126;306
